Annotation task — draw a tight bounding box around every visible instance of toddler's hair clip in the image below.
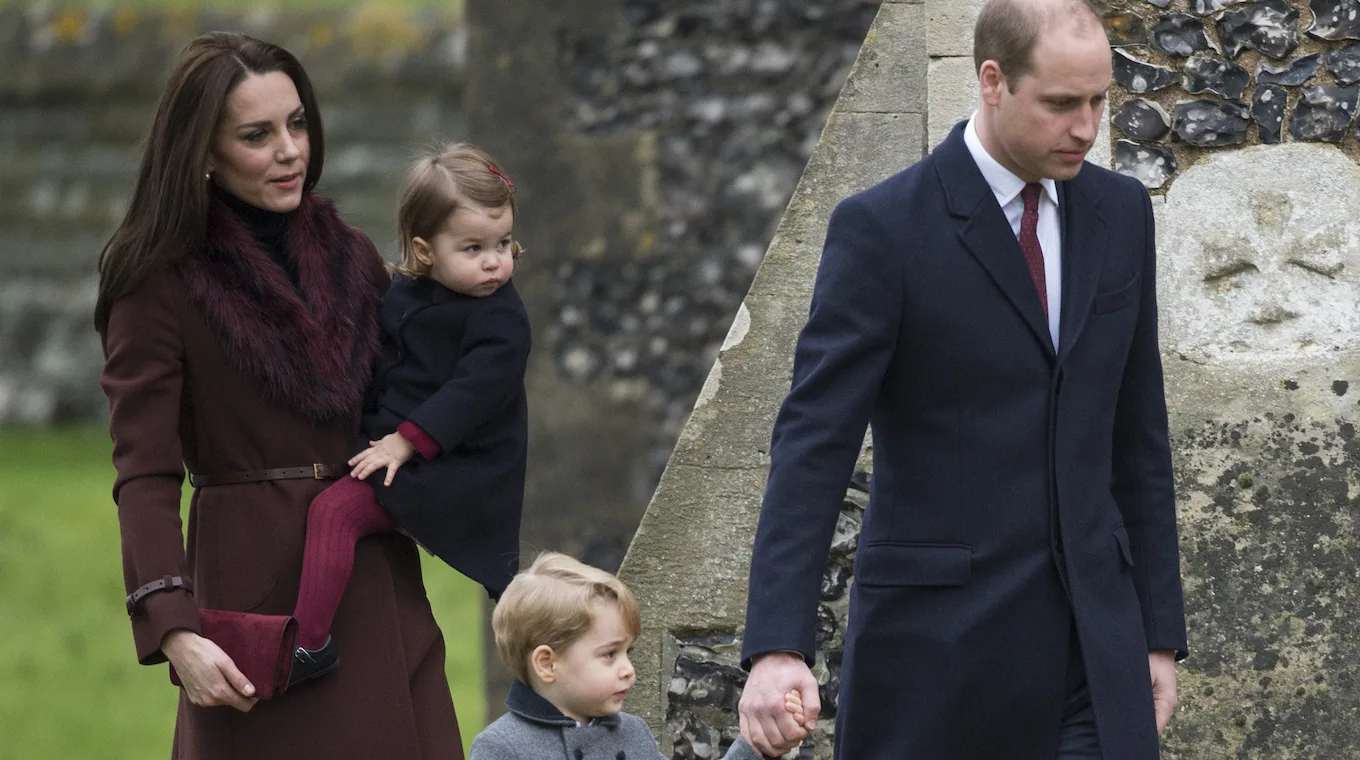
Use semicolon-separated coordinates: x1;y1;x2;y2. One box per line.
488;164;516;192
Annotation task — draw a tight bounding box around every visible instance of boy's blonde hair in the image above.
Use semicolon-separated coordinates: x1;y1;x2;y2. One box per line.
491;552;642;684
395;142;522;278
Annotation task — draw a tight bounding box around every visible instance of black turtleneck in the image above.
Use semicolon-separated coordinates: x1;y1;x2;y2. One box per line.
212;183;300;288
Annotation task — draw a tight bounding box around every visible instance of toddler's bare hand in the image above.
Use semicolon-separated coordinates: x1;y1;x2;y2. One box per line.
349;432;416;485
785;688;808;728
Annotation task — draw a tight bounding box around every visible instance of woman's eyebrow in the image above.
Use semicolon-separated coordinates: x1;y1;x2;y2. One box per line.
235;106;305;132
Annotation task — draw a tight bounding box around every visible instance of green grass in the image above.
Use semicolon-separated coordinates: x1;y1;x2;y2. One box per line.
0;427;484;759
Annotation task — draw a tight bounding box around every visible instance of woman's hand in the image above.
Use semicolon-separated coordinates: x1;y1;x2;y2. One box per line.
349;433;417;486
162;629;259;712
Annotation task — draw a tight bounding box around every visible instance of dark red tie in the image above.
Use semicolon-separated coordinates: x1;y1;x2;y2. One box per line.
1019;183;1048;319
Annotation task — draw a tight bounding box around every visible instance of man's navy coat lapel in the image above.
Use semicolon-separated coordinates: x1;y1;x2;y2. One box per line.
1056;171;1108;367
934;124;1056;355
932;122;1112;362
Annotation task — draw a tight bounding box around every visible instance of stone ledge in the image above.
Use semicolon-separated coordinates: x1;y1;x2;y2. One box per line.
927;55;977;150
927;0;985;58
836;2;928;114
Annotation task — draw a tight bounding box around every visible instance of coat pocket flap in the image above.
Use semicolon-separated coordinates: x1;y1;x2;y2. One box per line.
856;543;972;587
1112;524;1135;567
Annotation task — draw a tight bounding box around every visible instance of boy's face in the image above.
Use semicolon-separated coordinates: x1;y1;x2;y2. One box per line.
548;602;636;723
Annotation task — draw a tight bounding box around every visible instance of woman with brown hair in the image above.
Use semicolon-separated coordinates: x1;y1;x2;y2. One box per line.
97;32;463;758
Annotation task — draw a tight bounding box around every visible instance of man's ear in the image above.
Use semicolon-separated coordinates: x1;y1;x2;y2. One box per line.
531;645;557;684
978;60;1007;106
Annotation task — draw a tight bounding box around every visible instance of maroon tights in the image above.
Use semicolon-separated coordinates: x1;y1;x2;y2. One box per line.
293;475;398;650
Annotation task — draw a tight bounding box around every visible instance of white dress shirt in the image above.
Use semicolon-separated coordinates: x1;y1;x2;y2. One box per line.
963;115;1063;349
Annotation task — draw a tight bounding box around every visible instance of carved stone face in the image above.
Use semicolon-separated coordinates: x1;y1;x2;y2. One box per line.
1158;144;1360;362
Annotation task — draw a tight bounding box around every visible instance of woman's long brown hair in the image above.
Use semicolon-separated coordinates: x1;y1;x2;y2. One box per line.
94;32;325;338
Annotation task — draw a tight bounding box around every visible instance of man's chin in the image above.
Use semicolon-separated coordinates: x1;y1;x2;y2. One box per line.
1049;160;1087;180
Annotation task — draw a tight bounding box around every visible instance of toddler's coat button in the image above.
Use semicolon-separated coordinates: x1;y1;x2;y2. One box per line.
573;750;583;760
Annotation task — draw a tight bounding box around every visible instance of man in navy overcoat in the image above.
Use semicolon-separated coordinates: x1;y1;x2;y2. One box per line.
737;0;1187;757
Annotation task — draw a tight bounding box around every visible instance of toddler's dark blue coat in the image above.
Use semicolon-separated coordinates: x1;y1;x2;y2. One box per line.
363;274;530;598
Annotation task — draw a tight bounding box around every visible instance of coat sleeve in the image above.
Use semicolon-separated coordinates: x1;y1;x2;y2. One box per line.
741;195;901;667
396;420;442;460
1110;185;1188;659
406;294;531;452
100;273;200;665
718;736;769;760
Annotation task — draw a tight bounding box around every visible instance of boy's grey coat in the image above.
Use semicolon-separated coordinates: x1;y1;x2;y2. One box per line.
471;681;766;760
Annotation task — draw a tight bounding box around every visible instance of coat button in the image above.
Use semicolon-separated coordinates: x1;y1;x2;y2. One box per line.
574;750;584;760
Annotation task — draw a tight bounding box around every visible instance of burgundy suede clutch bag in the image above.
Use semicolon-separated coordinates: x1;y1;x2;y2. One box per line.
169;609;298;700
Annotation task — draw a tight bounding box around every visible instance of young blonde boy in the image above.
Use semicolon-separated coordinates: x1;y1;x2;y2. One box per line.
471;553;806;760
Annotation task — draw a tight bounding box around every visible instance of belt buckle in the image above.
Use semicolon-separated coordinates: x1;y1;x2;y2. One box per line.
313;463;322;479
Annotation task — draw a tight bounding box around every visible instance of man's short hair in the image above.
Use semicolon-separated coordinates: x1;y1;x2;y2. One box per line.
491;552;643;684
973;0;1104;86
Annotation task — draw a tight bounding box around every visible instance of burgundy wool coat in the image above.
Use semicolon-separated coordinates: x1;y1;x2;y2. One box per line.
101;192;464;759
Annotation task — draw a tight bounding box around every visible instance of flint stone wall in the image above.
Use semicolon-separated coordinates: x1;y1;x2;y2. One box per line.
622;0;1360;757
543;0;882;509
618;2;926;756
1101;0;1360;190
461;0;879;717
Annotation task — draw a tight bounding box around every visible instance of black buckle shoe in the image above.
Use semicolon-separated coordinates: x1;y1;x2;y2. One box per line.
288;636;339;690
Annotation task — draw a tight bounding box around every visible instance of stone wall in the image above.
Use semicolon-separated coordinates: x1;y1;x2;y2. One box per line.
0;4;467;422
617;2;926;755
622;0;1360;758
1100;3;1360;755
462;0;878;716
1104;0;1360;190
539;0;882;516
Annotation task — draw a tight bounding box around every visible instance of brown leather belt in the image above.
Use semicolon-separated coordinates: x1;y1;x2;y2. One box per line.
187;463;348;488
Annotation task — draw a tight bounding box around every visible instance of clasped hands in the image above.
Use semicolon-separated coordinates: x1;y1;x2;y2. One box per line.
739;652;819;757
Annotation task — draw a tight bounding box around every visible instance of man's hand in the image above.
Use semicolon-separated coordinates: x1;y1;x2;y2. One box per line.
349;432;417;486
739;652;819;756
162;629;258;712
1149;650;1178;734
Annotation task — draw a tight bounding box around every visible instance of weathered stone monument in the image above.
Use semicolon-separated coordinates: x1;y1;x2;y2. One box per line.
621;0;1360;757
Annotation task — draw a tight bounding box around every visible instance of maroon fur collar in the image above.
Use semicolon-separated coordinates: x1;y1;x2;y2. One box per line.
178;192;385;423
